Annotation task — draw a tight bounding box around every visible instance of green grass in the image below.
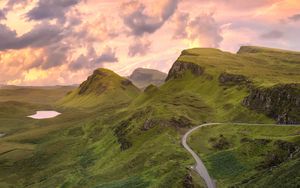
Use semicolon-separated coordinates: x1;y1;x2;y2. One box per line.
59;68;140;108
188;124;300;187
0;86;75;104
0;46;299;187
179;46;300;87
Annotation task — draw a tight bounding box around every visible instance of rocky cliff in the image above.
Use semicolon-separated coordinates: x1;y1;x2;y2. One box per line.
165;61;204;81
243;84;300;124
219;73;251;86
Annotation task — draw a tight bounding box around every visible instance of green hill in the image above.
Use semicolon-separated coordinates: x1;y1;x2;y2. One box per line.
128;68;167;89
188;124;300;187
0;46;299;188
60;68;140;108
164;46;300;124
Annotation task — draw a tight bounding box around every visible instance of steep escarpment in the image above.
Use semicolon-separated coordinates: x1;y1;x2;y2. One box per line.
164;47;300;124
243;84;300;124
166;61;204;81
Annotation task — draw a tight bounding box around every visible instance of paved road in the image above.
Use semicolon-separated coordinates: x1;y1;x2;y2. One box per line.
182;123;220;188
182;122;300;188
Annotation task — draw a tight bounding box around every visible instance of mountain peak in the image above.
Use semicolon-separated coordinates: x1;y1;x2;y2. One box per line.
128;68;167;89
60;68;140;108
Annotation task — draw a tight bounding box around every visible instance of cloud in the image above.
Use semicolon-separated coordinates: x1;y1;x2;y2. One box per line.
128;38;151;57
289;13;300;21
173;12;189;39
26;0;81;22
192;0;280;10
174;12;223;47
69;46;118;71
120;0;179;36
69;54;89;71
6;0;29;6
74;15;119;43
5;0;32;10
0;10;6;20
94;47;118;64
0;22;63;51
260;30;283;39
41;43;69;69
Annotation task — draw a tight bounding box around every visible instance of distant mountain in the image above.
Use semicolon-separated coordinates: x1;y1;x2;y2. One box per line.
60;68;140;108
128;68;167;89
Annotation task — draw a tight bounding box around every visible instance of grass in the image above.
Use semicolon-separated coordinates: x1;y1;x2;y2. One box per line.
0;46;299;187
188;124;300;187
180;46;300;87
0;85;75;104
59;68;140;108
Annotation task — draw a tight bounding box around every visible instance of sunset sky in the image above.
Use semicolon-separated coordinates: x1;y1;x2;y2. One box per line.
0;0;300;85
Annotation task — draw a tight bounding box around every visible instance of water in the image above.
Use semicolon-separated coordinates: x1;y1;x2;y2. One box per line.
0;133;5;138
27;111;61;119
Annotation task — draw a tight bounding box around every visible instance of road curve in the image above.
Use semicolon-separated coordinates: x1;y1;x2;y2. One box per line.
182;122;300;188
182;123;220;188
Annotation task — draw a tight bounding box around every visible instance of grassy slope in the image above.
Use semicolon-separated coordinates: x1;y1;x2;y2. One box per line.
0;46;299;187
0;69;192;187
0;86;75;104
188;124;300;187
60;68;140;108
0;86;74;136
180;46;300;87
0;103;193;187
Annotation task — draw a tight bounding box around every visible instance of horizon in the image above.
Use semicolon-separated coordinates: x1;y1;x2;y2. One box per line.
1;0;300;86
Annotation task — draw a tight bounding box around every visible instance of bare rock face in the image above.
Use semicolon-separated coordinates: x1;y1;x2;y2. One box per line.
166;61;204;81
243;84;300;124
114;120;132;151
78;69;108;95
219;73;251;86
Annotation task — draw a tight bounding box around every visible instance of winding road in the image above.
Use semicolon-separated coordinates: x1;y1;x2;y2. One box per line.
182;123;300;188
182;123;220;188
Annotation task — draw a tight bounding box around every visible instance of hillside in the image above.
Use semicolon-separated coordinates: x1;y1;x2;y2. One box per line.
171;46;300;86
188;124;300;187
0;46;299;188
128;68;167;89
60;68;140;108
165;46;300;124
0;85;75;104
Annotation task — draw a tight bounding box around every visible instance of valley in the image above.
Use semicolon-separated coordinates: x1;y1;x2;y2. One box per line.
0;46;299;188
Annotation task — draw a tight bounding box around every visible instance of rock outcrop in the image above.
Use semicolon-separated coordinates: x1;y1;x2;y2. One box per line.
114;120;132;151
219;73;251;86
78;69;109;95
243;84;300;124
166;61;204;81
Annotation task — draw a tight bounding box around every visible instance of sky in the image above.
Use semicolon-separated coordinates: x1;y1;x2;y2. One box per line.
0;0;299;86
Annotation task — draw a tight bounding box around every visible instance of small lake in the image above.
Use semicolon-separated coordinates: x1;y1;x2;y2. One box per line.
27;111;61;119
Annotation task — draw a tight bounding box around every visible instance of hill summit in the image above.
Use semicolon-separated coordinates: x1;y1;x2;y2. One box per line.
60;68;140;108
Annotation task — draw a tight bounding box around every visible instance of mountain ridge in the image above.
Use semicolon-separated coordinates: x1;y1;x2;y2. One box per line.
128;68;167;89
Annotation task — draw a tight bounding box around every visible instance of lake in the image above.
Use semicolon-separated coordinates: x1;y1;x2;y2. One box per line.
27;111;61;119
